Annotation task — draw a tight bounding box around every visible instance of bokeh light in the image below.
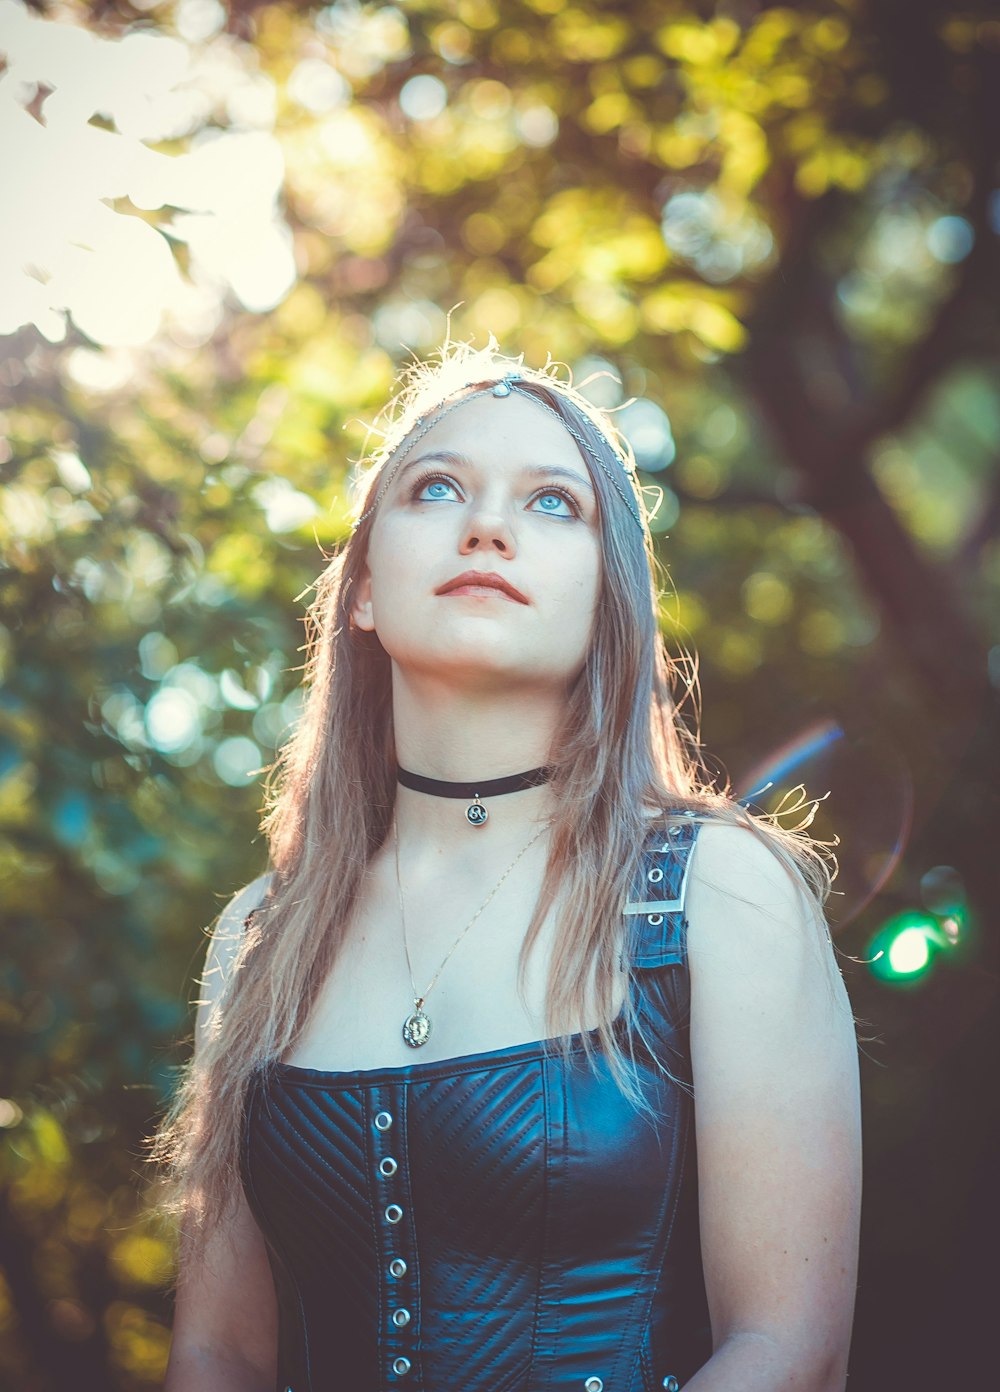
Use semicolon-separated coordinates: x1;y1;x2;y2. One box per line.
618;398;676;472
886;925;931;977
399;74;448;121
867;903;967;987
145;688;201;755
212;735;263;786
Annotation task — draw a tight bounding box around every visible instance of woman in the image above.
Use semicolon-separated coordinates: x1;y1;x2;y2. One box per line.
151;342;862;1392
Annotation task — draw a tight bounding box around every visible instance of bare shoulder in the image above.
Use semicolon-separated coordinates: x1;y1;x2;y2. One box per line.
195;871;275;1053
686;820;839;979
687;819;821;919
690;818;863;1113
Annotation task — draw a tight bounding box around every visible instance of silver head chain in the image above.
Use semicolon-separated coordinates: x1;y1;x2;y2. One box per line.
352;371;645;530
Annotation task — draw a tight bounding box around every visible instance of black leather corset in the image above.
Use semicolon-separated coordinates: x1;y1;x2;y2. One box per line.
240;815;712;1392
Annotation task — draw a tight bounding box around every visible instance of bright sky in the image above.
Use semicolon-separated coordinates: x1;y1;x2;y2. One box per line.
0;0;296;348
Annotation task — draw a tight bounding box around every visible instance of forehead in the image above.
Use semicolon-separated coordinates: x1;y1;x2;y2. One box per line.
399;390;590;479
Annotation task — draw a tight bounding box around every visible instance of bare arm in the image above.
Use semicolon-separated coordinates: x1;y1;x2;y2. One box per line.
163;874;279;1392
683;825;862;1392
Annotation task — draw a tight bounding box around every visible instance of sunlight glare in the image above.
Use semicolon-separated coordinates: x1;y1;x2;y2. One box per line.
0;0;295;347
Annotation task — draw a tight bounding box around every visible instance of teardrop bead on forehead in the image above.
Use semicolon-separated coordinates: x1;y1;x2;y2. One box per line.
352;373;644;530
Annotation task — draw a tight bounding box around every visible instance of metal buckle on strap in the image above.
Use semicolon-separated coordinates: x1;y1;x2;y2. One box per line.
623;896;685;915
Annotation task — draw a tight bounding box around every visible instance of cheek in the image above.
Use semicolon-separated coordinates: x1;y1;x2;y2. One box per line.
551;551;602;649
364;531;419;617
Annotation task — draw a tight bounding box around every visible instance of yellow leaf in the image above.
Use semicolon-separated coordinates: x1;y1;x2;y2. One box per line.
552;11;631;62
111;1232;176;1287
717;110;770;195
804;16;850;53
457;0;499;32
641;286;690;334
743;571;795;624
32;1111;70;1167
622;55;665;89
584;92;636;134
653;128;708;169
795;151;831;197
689;301;747;352
656;22;721;65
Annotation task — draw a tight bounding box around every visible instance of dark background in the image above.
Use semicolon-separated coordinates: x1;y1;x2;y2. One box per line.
1;1;997;1386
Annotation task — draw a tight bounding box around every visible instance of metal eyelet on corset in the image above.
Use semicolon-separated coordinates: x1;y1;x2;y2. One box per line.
374;1111;393;1131
663;1378;680;1391
392;1307;411;1327
389;1257;407;1278
379;1156;399;1177
384;1203;403;1224
392;1356;411;1376
584;1379;604;1392
647;912;664;926
647;867;664;883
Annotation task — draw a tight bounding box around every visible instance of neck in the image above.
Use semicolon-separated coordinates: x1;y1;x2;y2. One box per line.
390;670;563;848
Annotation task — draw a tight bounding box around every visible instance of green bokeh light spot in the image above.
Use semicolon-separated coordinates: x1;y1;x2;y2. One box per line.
868;911;940;985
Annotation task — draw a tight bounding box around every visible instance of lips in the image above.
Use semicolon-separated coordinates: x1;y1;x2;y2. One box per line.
435;570;529;604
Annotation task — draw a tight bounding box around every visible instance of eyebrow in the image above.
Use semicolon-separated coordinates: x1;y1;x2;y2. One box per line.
392;450;596;495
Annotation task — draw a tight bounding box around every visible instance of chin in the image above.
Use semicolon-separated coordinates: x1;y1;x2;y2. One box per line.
392;639;577;691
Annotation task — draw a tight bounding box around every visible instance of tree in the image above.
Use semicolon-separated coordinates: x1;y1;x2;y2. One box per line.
1;1;997;1386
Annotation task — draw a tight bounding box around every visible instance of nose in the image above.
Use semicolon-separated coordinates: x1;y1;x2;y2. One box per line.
458;494;517;558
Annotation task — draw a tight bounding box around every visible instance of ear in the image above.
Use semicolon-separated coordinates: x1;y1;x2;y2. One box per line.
350;564;376;633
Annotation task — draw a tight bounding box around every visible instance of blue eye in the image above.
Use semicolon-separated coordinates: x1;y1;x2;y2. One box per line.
531;489;577;518
414;474;461;503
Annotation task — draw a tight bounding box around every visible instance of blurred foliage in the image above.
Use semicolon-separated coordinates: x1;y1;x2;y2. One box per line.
1;0;999;1388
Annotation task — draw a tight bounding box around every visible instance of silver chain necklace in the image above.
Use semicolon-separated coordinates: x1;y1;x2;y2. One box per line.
392;817;550;1048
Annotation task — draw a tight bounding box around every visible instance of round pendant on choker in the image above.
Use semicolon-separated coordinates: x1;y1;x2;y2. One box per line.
402;1007;432;1048
466;797;488;827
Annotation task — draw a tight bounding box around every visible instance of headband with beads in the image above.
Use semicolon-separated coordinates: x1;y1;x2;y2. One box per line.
352;371;645;531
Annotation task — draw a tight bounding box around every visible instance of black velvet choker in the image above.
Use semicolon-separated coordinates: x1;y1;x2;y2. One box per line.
396;765;552;827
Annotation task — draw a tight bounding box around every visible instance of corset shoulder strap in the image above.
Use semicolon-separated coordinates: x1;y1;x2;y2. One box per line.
625;811;707;969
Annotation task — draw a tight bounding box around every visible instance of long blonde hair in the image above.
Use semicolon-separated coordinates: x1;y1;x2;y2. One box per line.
146;340;837;1272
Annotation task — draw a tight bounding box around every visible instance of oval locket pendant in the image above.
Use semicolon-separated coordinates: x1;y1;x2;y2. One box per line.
402;1008;432;1048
